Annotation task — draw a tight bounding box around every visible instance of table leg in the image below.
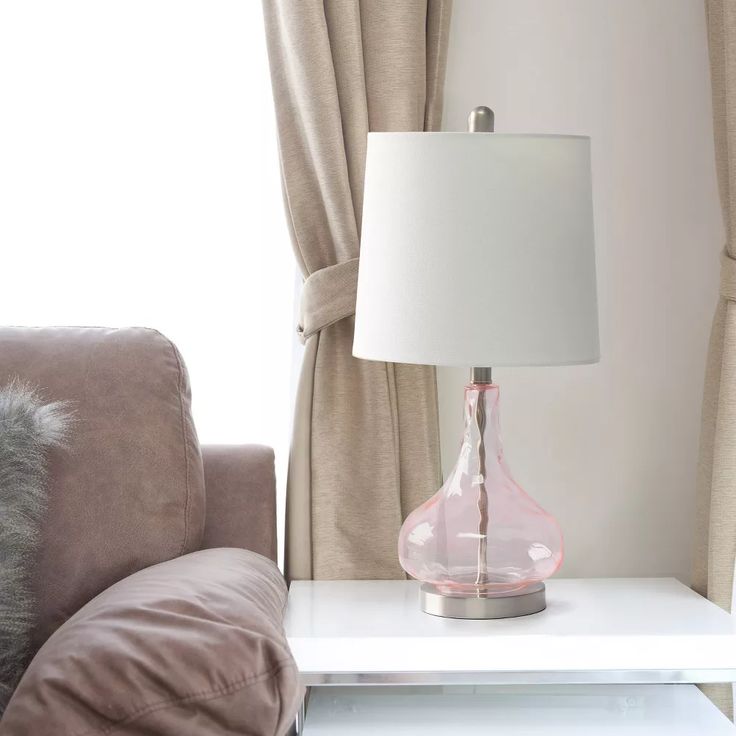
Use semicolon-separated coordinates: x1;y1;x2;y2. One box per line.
293;686;310;735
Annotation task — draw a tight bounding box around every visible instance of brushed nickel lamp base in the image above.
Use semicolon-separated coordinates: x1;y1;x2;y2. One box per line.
420;582;546;620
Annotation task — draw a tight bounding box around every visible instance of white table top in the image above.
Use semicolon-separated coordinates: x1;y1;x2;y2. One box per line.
303;685;736;735
285;578;736;685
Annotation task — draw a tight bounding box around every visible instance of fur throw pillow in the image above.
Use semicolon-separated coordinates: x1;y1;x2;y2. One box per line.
0;382;72;713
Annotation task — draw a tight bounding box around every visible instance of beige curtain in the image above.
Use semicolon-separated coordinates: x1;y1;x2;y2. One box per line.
262;1;451;580
695;0;736;719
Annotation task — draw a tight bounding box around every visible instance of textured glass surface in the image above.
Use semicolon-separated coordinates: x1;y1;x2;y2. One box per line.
398;384;563;596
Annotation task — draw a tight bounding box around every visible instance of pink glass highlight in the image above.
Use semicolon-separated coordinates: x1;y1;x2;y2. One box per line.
398;383;563;597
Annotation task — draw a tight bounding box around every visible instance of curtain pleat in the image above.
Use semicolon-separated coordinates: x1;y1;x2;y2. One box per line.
262;0;451;580
696;0;736;718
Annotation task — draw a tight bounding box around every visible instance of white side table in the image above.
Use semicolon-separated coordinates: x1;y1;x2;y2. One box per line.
284;578;736;733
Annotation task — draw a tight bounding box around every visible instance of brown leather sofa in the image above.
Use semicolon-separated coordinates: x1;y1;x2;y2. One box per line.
0;327;301;735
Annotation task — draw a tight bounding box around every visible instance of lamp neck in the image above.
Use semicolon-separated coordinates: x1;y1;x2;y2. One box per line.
459;383;504;471
470;366;493;385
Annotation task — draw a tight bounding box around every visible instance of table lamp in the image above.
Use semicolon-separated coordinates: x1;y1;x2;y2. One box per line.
353;107;599;619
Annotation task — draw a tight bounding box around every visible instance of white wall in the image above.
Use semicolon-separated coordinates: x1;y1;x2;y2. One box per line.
439;0;723;582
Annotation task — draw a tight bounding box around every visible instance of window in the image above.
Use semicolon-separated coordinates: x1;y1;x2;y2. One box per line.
0;2;295;546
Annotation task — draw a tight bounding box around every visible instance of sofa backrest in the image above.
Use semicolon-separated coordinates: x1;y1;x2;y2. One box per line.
0;327;205;650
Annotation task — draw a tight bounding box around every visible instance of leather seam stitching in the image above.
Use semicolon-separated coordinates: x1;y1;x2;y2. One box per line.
72;659;296;736
169;339;191;555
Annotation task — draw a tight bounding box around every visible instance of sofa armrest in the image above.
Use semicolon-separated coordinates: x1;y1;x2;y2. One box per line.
202;444;277;562
0;548;301;736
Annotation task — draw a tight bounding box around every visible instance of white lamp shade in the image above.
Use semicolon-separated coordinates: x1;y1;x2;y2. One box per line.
353;133;600;367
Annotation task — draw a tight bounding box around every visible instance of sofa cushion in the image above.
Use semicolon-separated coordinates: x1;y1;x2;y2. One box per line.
0;327;205;651
0;548;301;736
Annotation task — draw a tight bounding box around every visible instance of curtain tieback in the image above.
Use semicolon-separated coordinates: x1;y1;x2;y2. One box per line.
721;250;736;301
297;258;360;342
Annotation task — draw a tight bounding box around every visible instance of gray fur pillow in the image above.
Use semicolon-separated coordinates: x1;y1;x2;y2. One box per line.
0;382;72;713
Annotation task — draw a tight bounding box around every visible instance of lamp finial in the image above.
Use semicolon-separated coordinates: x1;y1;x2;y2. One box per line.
468;106;494;133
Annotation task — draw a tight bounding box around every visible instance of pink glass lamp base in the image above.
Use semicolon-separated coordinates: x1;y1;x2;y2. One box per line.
398;380;563;619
